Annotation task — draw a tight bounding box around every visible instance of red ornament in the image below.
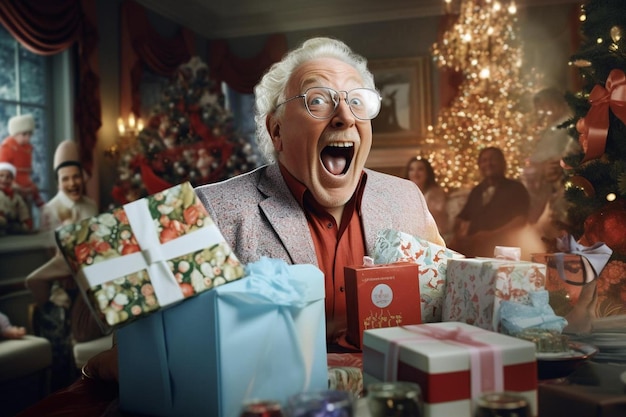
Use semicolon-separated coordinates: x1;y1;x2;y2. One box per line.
583;199;626;256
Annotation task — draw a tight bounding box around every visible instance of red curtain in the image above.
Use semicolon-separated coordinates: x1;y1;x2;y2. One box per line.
208;34;288;94
120;1;287;112
119;0;195;119
0;0;101;176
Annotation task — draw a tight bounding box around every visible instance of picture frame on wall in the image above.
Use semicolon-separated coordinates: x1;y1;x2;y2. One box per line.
369;57;432;148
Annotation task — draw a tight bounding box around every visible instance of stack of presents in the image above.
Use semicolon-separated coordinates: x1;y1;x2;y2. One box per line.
55;182;625;417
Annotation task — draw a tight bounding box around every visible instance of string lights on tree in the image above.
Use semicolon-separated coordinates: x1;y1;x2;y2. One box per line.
423;0;540;191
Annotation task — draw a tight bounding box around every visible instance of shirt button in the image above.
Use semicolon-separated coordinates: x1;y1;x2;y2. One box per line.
327;222;333;229
339;286;344;292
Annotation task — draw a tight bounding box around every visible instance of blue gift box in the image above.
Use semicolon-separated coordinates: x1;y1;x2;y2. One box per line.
117;258;328;417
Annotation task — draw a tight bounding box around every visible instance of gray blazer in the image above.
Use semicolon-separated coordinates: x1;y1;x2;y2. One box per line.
195;164;444;267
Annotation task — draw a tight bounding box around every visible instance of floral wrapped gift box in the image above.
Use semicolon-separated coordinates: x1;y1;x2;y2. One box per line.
443;258;547;332
374;228;464;322
56;181;244;331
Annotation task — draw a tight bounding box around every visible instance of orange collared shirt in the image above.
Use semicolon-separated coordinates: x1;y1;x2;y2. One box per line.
279;164;366;351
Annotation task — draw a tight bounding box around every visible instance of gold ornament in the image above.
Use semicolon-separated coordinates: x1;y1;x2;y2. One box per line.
611;26;622;42
569;175;596;197
572;59;592;68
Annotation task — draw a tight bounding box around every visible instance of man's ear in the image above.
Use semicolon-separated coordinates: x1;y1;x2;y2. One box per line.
266;114;282;152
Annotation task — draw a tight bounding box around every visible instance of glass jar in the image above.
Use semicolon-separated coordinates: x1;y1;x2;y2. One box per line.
285;389;354;417
239;399;284;417
474;392;530;417
366;381;422;417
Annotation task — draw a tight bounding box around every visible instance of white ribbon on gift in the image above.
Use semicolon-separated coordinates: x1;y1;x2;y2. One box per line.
78;197;226;307
494;246;521;261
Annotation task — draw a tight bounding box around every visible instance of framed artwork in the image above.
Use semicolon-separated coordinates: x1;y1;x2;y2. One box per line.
369;57;432;148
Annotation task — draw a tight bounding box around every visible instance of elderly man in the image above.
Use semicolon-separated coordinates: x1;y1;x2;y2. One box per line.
86;36;442;381
195;37;443;351
22;39;443;413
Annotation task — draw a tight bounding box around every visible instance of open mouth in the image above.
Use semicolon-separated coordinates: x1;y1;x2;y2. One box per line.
320;142;354;176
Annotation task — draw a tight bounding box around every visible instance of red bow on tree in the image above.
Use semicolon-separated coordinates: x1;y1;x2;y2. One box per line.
575;69;626;163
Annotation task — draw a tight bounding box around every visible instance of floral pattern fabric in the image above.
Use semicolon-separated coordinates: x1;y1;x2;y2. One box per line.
442;258;547;332
373;228;464;322
327;353;364;397
56;182;244;329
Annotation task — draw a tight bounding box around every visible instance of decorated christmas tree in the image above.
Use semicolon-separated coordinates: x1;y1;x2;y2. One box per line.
561;0;626;262
110;57;263;205
423;0;540;191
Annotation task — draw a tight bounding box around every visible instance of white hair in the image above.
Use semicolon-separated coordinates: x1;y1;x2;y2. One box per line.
254;37;375;163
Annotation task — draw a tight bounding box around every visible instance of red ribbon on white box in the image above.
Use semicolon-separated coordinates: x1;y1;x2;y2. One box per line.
78;197;226;307
385;324;504;400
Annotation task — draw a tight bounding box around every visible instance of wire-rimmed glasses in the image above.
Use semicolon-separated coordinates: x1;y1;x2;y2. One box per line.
275;86;382;120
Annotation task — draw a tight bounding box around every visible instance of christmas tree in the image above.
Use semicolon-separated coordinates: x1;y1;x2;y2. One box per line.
561;0;626;262
423;0;540;191
110;57;263;205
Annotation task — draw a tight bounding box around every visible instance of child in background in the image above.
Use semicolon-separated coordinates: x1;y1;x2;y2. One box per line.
0;114;45;208
0;161;33;234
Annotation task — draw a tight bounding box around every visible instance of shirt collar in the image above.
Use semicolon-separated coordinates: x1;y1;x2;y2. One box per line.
56;190;79;208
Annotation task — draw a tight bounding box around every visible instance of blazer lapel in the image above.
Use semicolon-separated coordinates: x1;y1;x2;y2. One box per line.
361;183;392;256
258;165;319;267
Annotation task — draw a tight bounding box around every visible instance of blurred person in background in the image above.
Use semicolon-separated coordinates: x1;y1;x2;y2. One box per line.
449;147;532;257
405;156;448;239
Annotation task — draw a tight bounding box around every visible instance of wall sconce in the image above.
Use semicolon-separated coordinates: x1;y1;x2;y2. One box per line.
117;113;144;137
106;113;144;160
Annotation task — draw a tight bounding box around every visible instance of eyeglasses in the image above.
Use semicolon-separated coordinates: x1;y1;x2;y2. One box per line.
275;87;382;120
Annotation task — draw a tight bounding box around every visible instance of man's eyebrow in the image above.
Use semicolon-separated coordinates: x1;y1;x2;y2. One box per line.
299;79;322;90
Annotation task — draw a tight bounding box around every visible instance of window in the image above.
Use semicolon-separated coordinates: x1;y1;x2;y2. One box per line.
0;24;52;200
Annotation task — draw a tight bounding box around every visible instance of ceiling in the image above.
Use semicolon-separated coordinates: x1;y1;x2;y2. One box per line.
135;0;580;40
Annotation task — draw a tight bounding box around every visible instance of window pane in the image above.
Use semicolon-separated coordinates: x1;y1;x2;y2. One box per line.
22;106;50;198
20;48;46;105
0;26;52;204
0;103;17;139
0;26;16;101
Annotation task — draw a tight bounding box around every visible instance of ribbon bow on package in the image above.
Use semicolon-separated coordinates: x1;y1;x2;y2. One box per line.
240;256;309;308
554;234;613;284
500;290;568;335
55;181;245;332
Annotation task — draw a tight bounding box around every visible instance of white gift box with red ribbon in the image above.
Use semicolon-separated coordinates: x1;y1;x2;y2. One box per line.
362;322;538;417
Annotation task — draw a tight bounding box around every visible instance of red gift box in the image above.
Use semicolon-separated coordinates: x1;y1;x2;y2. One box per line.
362;322;538;417
344;263;421;349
